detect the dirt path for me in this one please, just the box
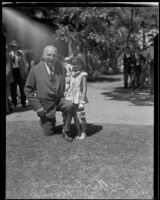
[6,74,154,125]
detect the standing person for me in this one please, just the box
[63,56,73,97]
[134,49,145,88]
[140,48,152,89]
[123,46,135,88]
[3,33,13,114]
[66,57,88,140]
[9,40,27,108]
[24,45,74,141]
[6,45,13,114]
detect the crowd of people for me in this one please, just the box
[123,46,154,93]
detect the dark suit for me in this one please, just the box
[123,53,135,88]
[24,61,74,136]
[9,51,27,107]
[133,53,145,88]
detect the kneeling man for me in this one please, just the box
[25,45,74,142]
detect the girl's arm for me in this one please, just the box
[81,75,87,103]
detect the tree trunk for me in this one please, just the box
[127,8,134,45]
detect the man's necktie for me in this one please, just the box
[49,66,57,94]
[49,66,55,82]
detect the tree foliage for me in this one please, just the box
[52,6,158,73]
[4,6,159,74]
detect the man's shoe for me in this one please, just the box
[63,134,73,142]
[62,130,73,142]
[65,135,73,142]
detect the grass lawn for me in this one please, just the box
[6,121,153,199]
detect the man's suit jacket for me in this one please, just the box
[24,61,66,117]
[9,51,27,80]
[133,53,145,67]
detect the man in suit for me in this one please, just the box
[24,45,74,141]
[9,40,27,108]
[133,48,145,88]
[123,46,135,88]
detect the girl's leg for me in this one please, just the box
[78,110,86,133]
[76,107,87,140]
[73,104,81,136]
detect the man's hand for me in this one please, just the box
[37,107,46,117]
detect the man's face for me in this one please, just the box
[43,46,57,66]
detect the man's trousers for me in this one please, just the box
[39,98,74,136]
[10,68,26,107]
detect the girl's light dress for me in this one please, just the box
[64,63,73,93]
[65,71,88,104]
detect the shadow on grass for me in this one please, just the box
[86,123,103,136]
[88,75,121,83]
[101,86,154,106]
[53,123,103,137]
[6,121,153,199]
[7,104,33,114]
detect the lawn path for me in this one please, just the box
[6,74,154,126]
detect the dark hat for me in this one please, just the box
[9,40,19,46]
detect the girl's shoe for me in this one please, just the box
[76,132,86,140]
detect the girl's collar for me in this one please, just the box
[72,70,81,77]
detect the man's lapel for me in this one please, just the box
[39,61,54,89]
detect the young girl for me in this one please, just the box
[65,57,88,140]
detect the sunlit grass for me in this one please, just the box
[6,121,153,199]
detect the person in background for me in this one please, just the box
[24,45,74,141]
[123,46,135,88]
[9,40,27,108]
[63,56,73,97]
[140,49,151,89]
[65,57,88,140]
[6,44,13,114]
[133,48,145,89]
